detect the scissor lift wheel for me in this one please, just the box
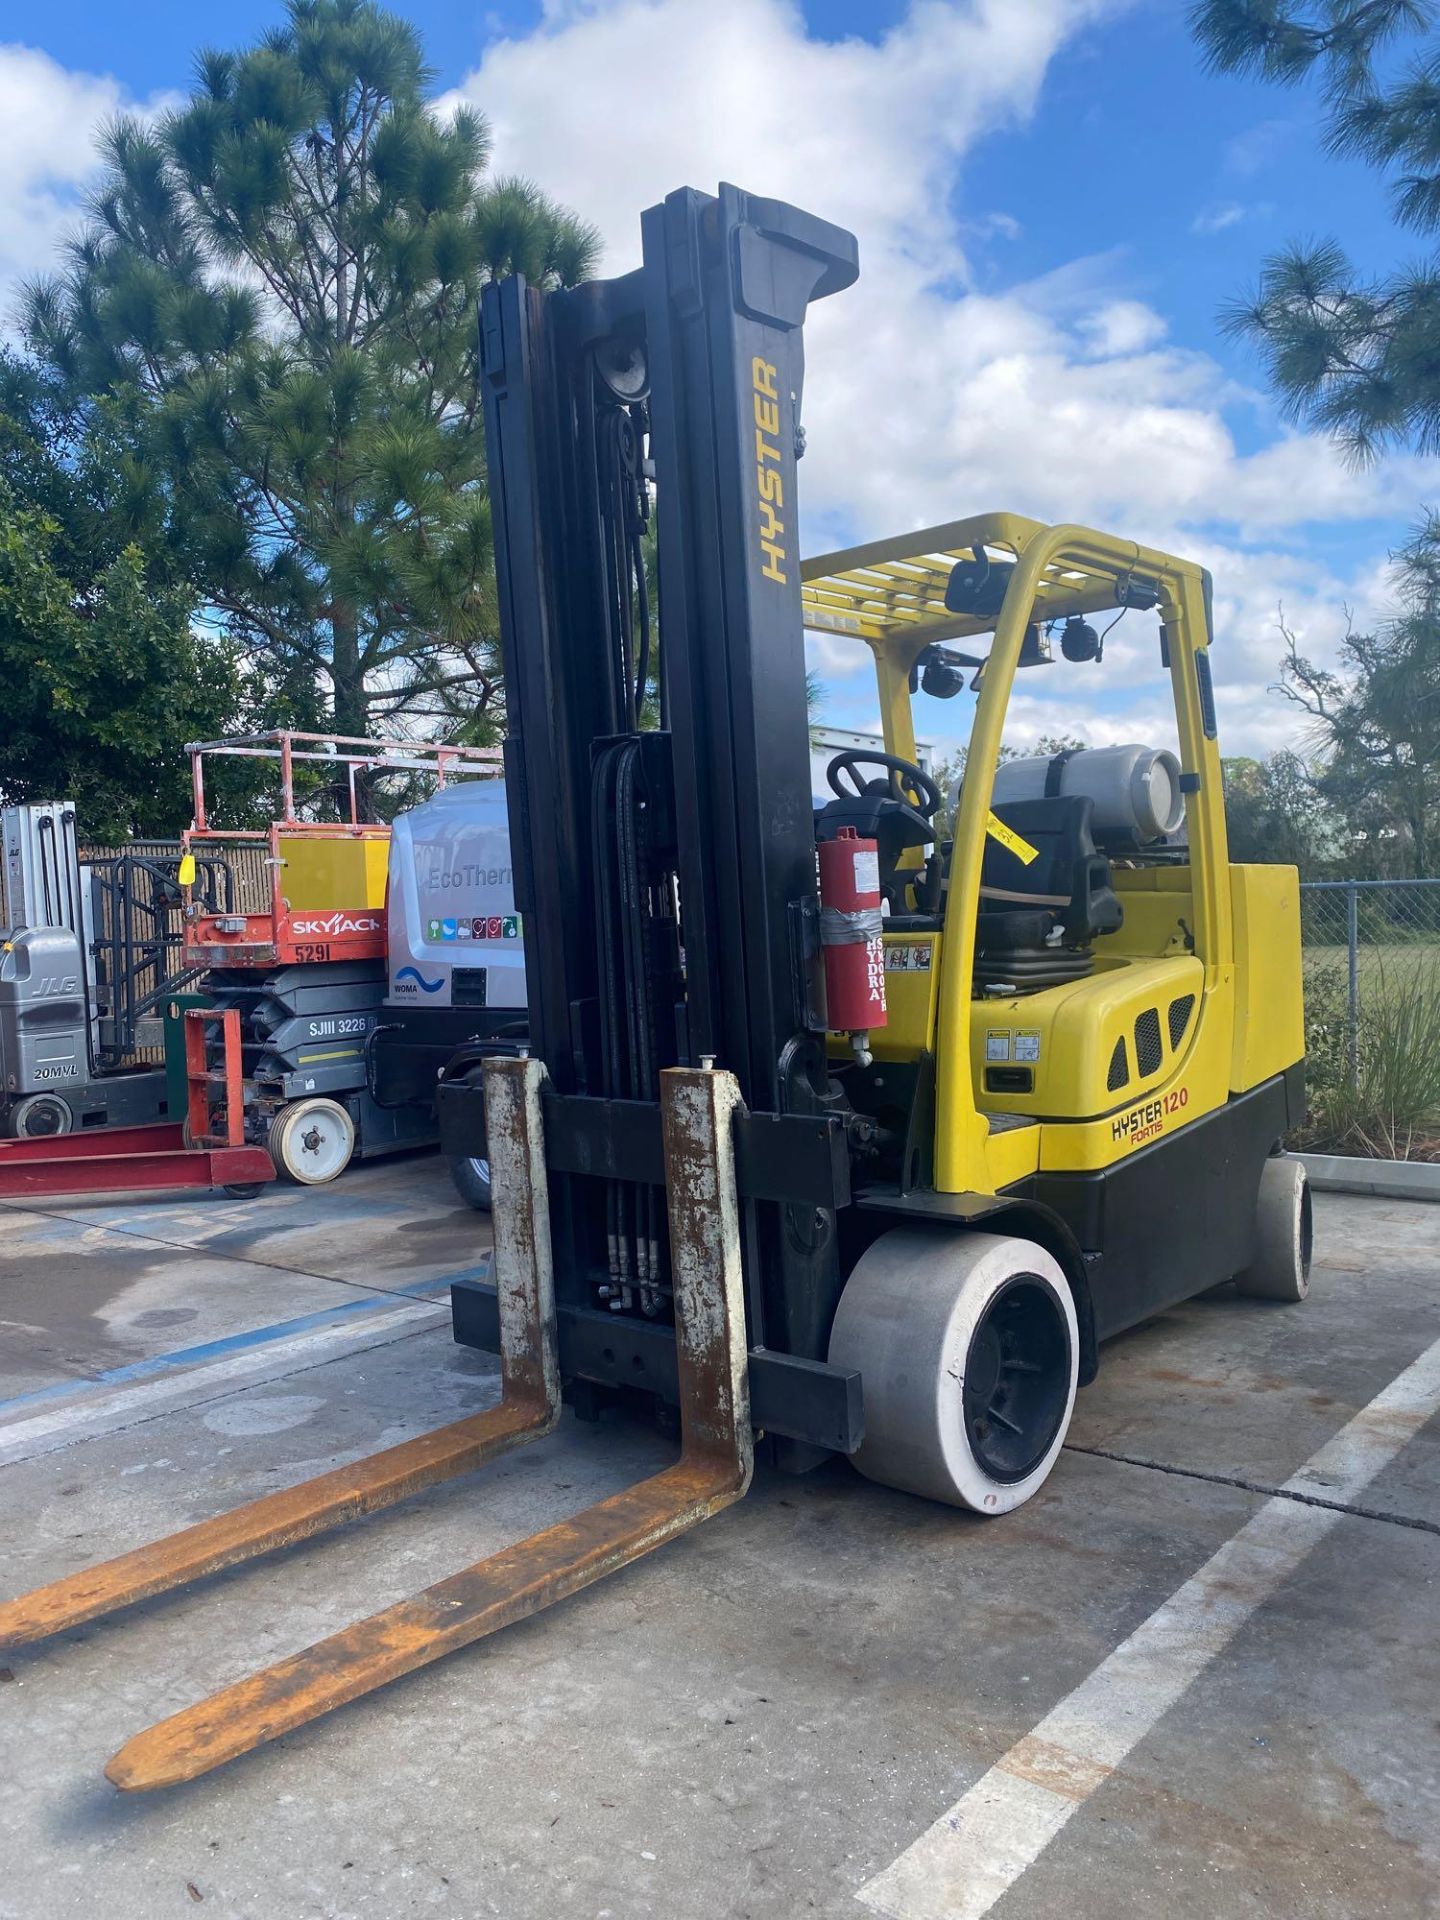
[830,1228,1079,1514]
[269,1096,356,1185]
[1236,1155,1312,1302]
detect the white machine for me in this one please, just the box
[385,782,526,1012]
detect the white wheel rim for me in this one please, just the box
[937,1252,1078,1513]
[281,1105,352,1182]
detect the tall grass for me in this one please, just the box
[1301,960,1440,1160]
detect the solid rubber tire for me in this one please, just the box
[269,1097,356,1185]
[828,1227,1079,1514]
[9,1092,74,1139]
[448,1155,492,1212]
[1235,1155,1312,1302]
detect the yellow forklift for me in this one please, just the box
[800,515,1308,1507]
[0,182,1308,1785]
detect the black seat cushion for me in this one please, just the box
[974,906,1054,951]
[977,796,1122,948]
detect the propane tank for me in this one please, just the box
[818,826,887,1067]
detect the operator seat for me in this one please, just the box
[972,795,1122,991]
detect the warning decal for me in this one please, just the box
[986,811,1040,866]
[884,943,935,973]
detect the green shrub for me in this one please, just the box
[1300,962,1352,1115]
[1300,959,1440,1160]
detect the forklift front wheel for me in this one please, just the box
[268,1098,357,1185]
[9,1092,74,1139]
[829,1228,1079,1515]
[1235,1156,1312,1303]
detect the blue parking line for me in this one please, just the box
[0,1260,494,1421]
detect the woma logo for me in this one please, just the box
[394,966,443,994]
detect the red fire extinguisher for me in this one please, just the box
[818,826,887,1065]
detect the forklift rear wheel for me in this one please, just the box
[269,1098,357,1185]
[1235,1156,1312,1302]
[9,1092,73,1139]
[829,1228,1079,1514]
[448,1156,492,1212]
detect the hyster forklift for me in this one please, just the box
[0,182,1309,1787]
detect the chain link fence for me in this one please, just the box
[1299,878,1440,1088]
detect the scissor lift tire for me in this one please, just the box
[269,1096,356,1185]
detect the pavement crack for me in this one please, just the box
[1062,1441,1440,1537]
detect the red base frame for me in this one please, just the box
[0,1125,273,1200]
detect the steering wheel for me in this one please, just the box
[826,749,942,821]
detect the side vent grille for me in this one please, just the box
[1168,993,1196,1050]
[1107,1036,1130,1092]
[1134,1007,1163,1077]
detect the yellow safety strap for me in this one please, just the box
[985,812,1039,866]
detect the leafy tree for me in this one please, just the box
[1270,518,1440,874]
[0,368,240,839]
[21,0,598,737]
[1192,0,1440,461]
[1221,749,1337,871]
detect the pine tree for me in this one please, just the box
[22,0,598,736]
[1192,1,1440,460]
[1272,518,1440,875]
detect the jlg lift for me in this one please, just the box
[0,182,1309,1785]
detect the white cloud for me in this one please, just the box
[1078,299,1168,356]
[1191,198,1274,236]
[5,4,1427,763]
[448,0,1116,284]
[0,43,175,323]
[1223,118,1289,179]
[1191,200,1246,235]
[449,0,1435,534]
[962,209,1023,243]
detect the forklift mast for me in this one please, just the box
[480,185,860,1400]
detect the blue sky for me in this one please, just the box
[3,0,1433,761]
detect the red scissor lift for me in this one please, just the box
[177,731,502,1186]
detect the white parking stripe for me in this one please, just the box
[858,1334,1440,1920]
[0,1301,452,1468]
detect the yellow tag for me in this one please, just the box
[178,854,197,887]
[986,812,1039,866]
